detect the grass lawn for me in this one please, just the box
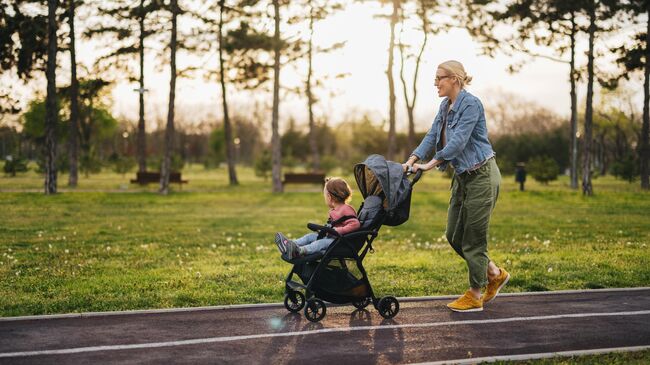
[491,349,650,364]
[1,165,649,318]
[2,165,649,363]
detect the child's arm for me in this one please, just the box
[334,218,360,236]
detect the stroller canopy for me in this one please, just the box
[354,154,414,226]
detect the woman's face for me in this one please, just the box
[435,67,455,98]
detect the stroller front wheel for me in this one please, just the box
[284,291,306,313]
[304,298,326,322]
[378,296,400,319]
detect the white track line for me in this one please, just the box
[1,310,649,358]
[411,345,650,364]
[1,287,648,322]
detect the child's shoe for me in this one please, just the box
[275,232,287,255]
[283,240,299,262]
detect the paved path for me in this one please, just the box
[1,288,649,364]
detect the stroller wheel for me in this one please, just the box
[352,297,371,309]
[304,299,326,322]
[284,291,305,313]
[378,296,400,319]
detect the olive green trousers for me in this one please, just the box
[446,157,501,289]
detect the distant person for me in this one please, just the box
[515,163,527,191]
[403,60,509,312]
[275,177,360,261]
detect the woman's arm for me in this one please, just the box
[413,158,443,172]
[411,108,443,161]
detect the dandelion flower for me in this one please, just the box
[548,267,553,273]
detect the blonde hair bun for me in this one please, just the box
[439,60,473,88]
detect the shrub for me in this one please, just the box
[254,149,272,180]
[3,156,28,176]
[109,153,136,177]
[528,156,559,184]
[610,153,639,183]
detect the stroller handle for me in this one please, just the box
[406,169,423,187]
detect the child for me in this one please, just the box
[276,177,360,262]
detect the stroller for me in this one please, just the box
[282,154,423,322]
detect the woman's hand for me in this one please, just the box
[402,163,413,173]
[413,159,440,172]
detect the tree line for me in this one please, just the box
[0,0,648,195]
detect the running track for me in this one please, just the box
[1,288,649,364]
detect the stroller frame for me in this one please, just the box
[282,155,422,322]
[283,215,399,322]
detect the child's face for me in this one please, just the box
[323,187,334,208]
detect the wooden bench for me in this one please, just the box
[130,172,188,186]
[282,172,326,186]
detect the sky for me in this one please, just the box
[5,2,647,135]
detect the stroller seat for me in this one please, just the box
[288,195,385,264]
[282,154,423,322]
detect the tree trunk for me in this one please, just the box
[307,2,320,172]
[68,0,79,187]
[137,0,147,173]
[641,8,649,189]
[271,0,283,193]
[386,0,399,161]
[399,6,427,153]
[219,1,238,185]
[160,0,177,195]
[45,0,58,195]
[582,2,595,196]
[569,13,578,190]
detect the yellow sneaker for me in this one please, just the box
[447,290,483,312]
[483,267,510,303]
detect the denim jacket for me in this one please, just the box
[411,89,495,174]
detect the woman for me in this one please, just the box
[403,60,509,312]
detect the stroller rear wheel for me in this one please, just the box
[304,298,326,322]
[284,291,305,313]
[378,296,399,319]
[352,297,371,309]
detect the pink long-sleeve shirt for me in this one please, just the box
[329,204,361,235]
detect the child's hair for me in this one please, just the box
[325,177,352,204]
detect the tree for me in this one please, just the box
[45,0,58,194]
[160,0,179,195]
[193,1,274,185]
[271,0,283,192]
[462,0,582,189]
[85,0,163,174]
[300,0,345,171]
[398,0,441,152]
[217,0,238,185]
[581,0,622,195]
[386,0,399,161]
[613,0,650,189]
[66,0,80,187]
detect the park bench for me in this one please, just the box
[282,172,326,187]
[130,172,188,187]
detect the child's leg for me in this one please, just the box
[300,237,335,255]
[294,233,319,247]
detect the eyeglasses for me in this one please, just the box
[435,75,451,82]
